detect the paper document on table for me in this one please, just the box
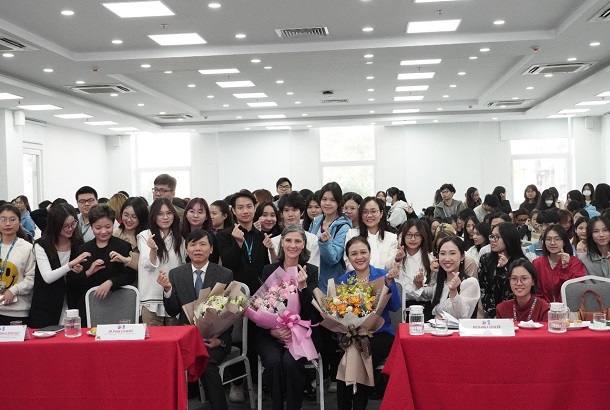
[428,311,460,329]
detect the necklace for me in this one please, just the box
[513,296,538,322]
[356,274,370,283]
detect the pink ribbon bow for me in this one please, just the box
[276,309,318,361]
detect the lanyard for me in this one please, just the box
[243,233,253,263]
[513,296,538,322]
[0,237,18,276]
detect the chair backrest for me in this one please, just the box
[390,282,403,333]
[231,282,249,353]
[85,285,140,327]
[561,276,610,312]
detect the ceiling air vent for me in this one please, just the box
[486,100,532,108]
[321,98,348,104]
[589,3,610,22]
[151,113,194,120]
[0,34,37,52]
[275,27,329,39]
[523,63,592,75]
[69,84,135,94]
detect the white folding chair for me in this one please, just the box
[257,355,324,410]
[85,285,140,327]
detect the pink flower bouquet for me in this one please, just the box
[245,266,318,361]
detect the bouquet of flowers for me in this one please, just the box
[312,276,391,387]
[245,266,318,361]
[182,281,248,339]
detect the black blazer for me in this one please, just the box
[163,262,233,348]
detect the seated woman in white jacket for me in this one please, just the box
[385,187,416,229]
[421,236,480,319]
[344,197,398,271]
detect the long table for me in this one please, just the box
[5,326,208,410]
[381,323,610,410]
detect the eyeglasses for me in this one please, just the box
[544,236,563,244]
[121,213,138,221]
[509,276,532,284]
[0,217,19,224]
[362,210,380,216]
[489,234,502,242]
[77,198,96,205]
[152,188,173,195]
[277,184,291,190]
[62,221,78,230]
[405,233,422,239]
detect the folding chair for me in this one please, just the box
[85,285,140,327]
[561,276,610,312]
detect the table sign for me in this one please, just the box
[96,324,146,341]
[459,319,515,336]
[0,325,29,342]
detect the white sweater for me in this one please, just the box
[0,238,35,318]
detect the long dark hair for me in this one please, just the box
[541,224,573,257]
[586,216,610,258]
[572,216,589,248]
[582,183,595,202]
[358,197,388,241]
[180,197,211,238]
[254,201,282,237]
[210,200,233,230]
[488,222,524,268]
[37,203,83,250]
[0,203,30,241]
[119,196,149,235]
[302,194,320,232]
[462,215,479,250]
[592,183,610,211]
[473,222,491,251]
[507,258,539,294]
[465,187,480,209]
[149,198,183,263]
[386,187,406,202]
[431,237,468,308]
[399,219,432,282]
[319,182,344,216]
[523,184,540,204]
[536,189,557,210]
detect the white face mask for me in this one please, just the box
[545,200,553,207]
[583,190,591,197]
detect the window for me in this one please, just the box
[134,133,191,200]
[510,138,569,204]
[319,126,375,196]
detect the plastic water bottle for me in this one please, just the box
[409,305,425,335]
[548,302,567,334]
[64,309,82,338]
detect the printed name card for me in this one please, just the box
[459,319,515,337]
[0,325,28,342]
[96,324,146,341]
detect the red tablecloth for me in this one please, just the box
[382,323,610,410]
[4,326,208,410]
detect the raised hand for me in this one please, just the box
[413,267,425,289]
[558,251,570,268]
[297,264,308,290]
[156,270,172,292]
[447,271,461,294]
[147,233,157,250]
[87,259,105,276]
[497,252,508,268]
[109,250,128,264]
[319,231,331,243]
[232,223,245,246]
[386,262,400,286]
[69,251,90,270]
[262,233,274,250]
[395,245,406,262]
[430,257,439,273]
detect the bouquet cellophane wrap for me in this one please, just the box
[312,276,391,387]
[244,266,318,361]
[182,281,247,339]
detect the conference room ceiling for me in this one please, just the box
[0,0,609,135]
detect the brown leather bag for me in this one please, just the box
[578,289,610,321]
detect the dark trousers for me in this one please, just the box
[257,331,307,410]
[320,327,339,381]
[201,345,229,410]
[336,331,394,410]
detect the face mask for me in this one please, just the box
[545,200,553,207]
[583,190,591,197]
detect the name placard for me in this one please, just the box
[459,319,515,337]
[0,325,28,342]
[95,324,146,341]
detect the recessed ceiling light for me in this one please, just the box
[590,42,601,47]
[61,10,75,16]
[112,39,123,44]
[141,64,151,68]
[295,101,302,104]
[362,27,374,32]
[512,97,519,100]
[207,95,214,98]
[458,72,466,75]
[493,20,505,25]
[443,95,449,98]
[251,59,261,63]
[198,68,239,75]
[370,122,375,125]
[364,54,374,58]
[264,66,272,70]
[84,121,118,125]
[500,105,506,108]
[449,84,457,88]
[526,86,534,90]
[367,88,374,92]
[148,33,206,46]
[544,74,553,77]
[596,91,610,97]
[267,126,292,130]
[392,121,417,125]
[365,61,373,65]
[138,103,145,106]
[258,114,286,119]
[233,93,268,98]
[235,33,246,39]
[307,125,312,128]
[164,70,173,74]
[18,104,62,111]
[223,104,230,107]
[558,109,590,114]
[102,1,174,18]
[276,80,284,84]
[216,80,255,88]
[469,56,478,60]
[75,80,86,85]
[208,3,221,9]
[492,117,499,120]
[247,102,277,107]
[43,68,54,73]
[109,127,140,132]
[547,114,572,118]
[366,76,374,80]
[110,93,119,97]
[286,92,294,95]
[437,108,443,111]
[177,118,185,121]
[394,96,424,101]
[369,111,375,114]
[302,113,308,116]
[0,93,23,100]
[367,98,374,101]
[188,84,196,88]
[414,0,457,2]
[159,111,166,114]
[567,57,577,62]
[401,59,442,66]
[480,48,490,52]
[433,120,439,123]
[576,101,610,106]
[245,127,251,130]
[395,85,429,92]
[236,116,242,119]
[407,19,461,34]
[397,72,435,80]
[393,109,420,113]
[2,53,14,58]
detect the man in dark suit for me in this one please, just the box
[158,229,232,410]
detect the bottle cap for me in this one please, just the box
[410,305,424,314]
[66,309,80,318]
[549,302,564,311]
